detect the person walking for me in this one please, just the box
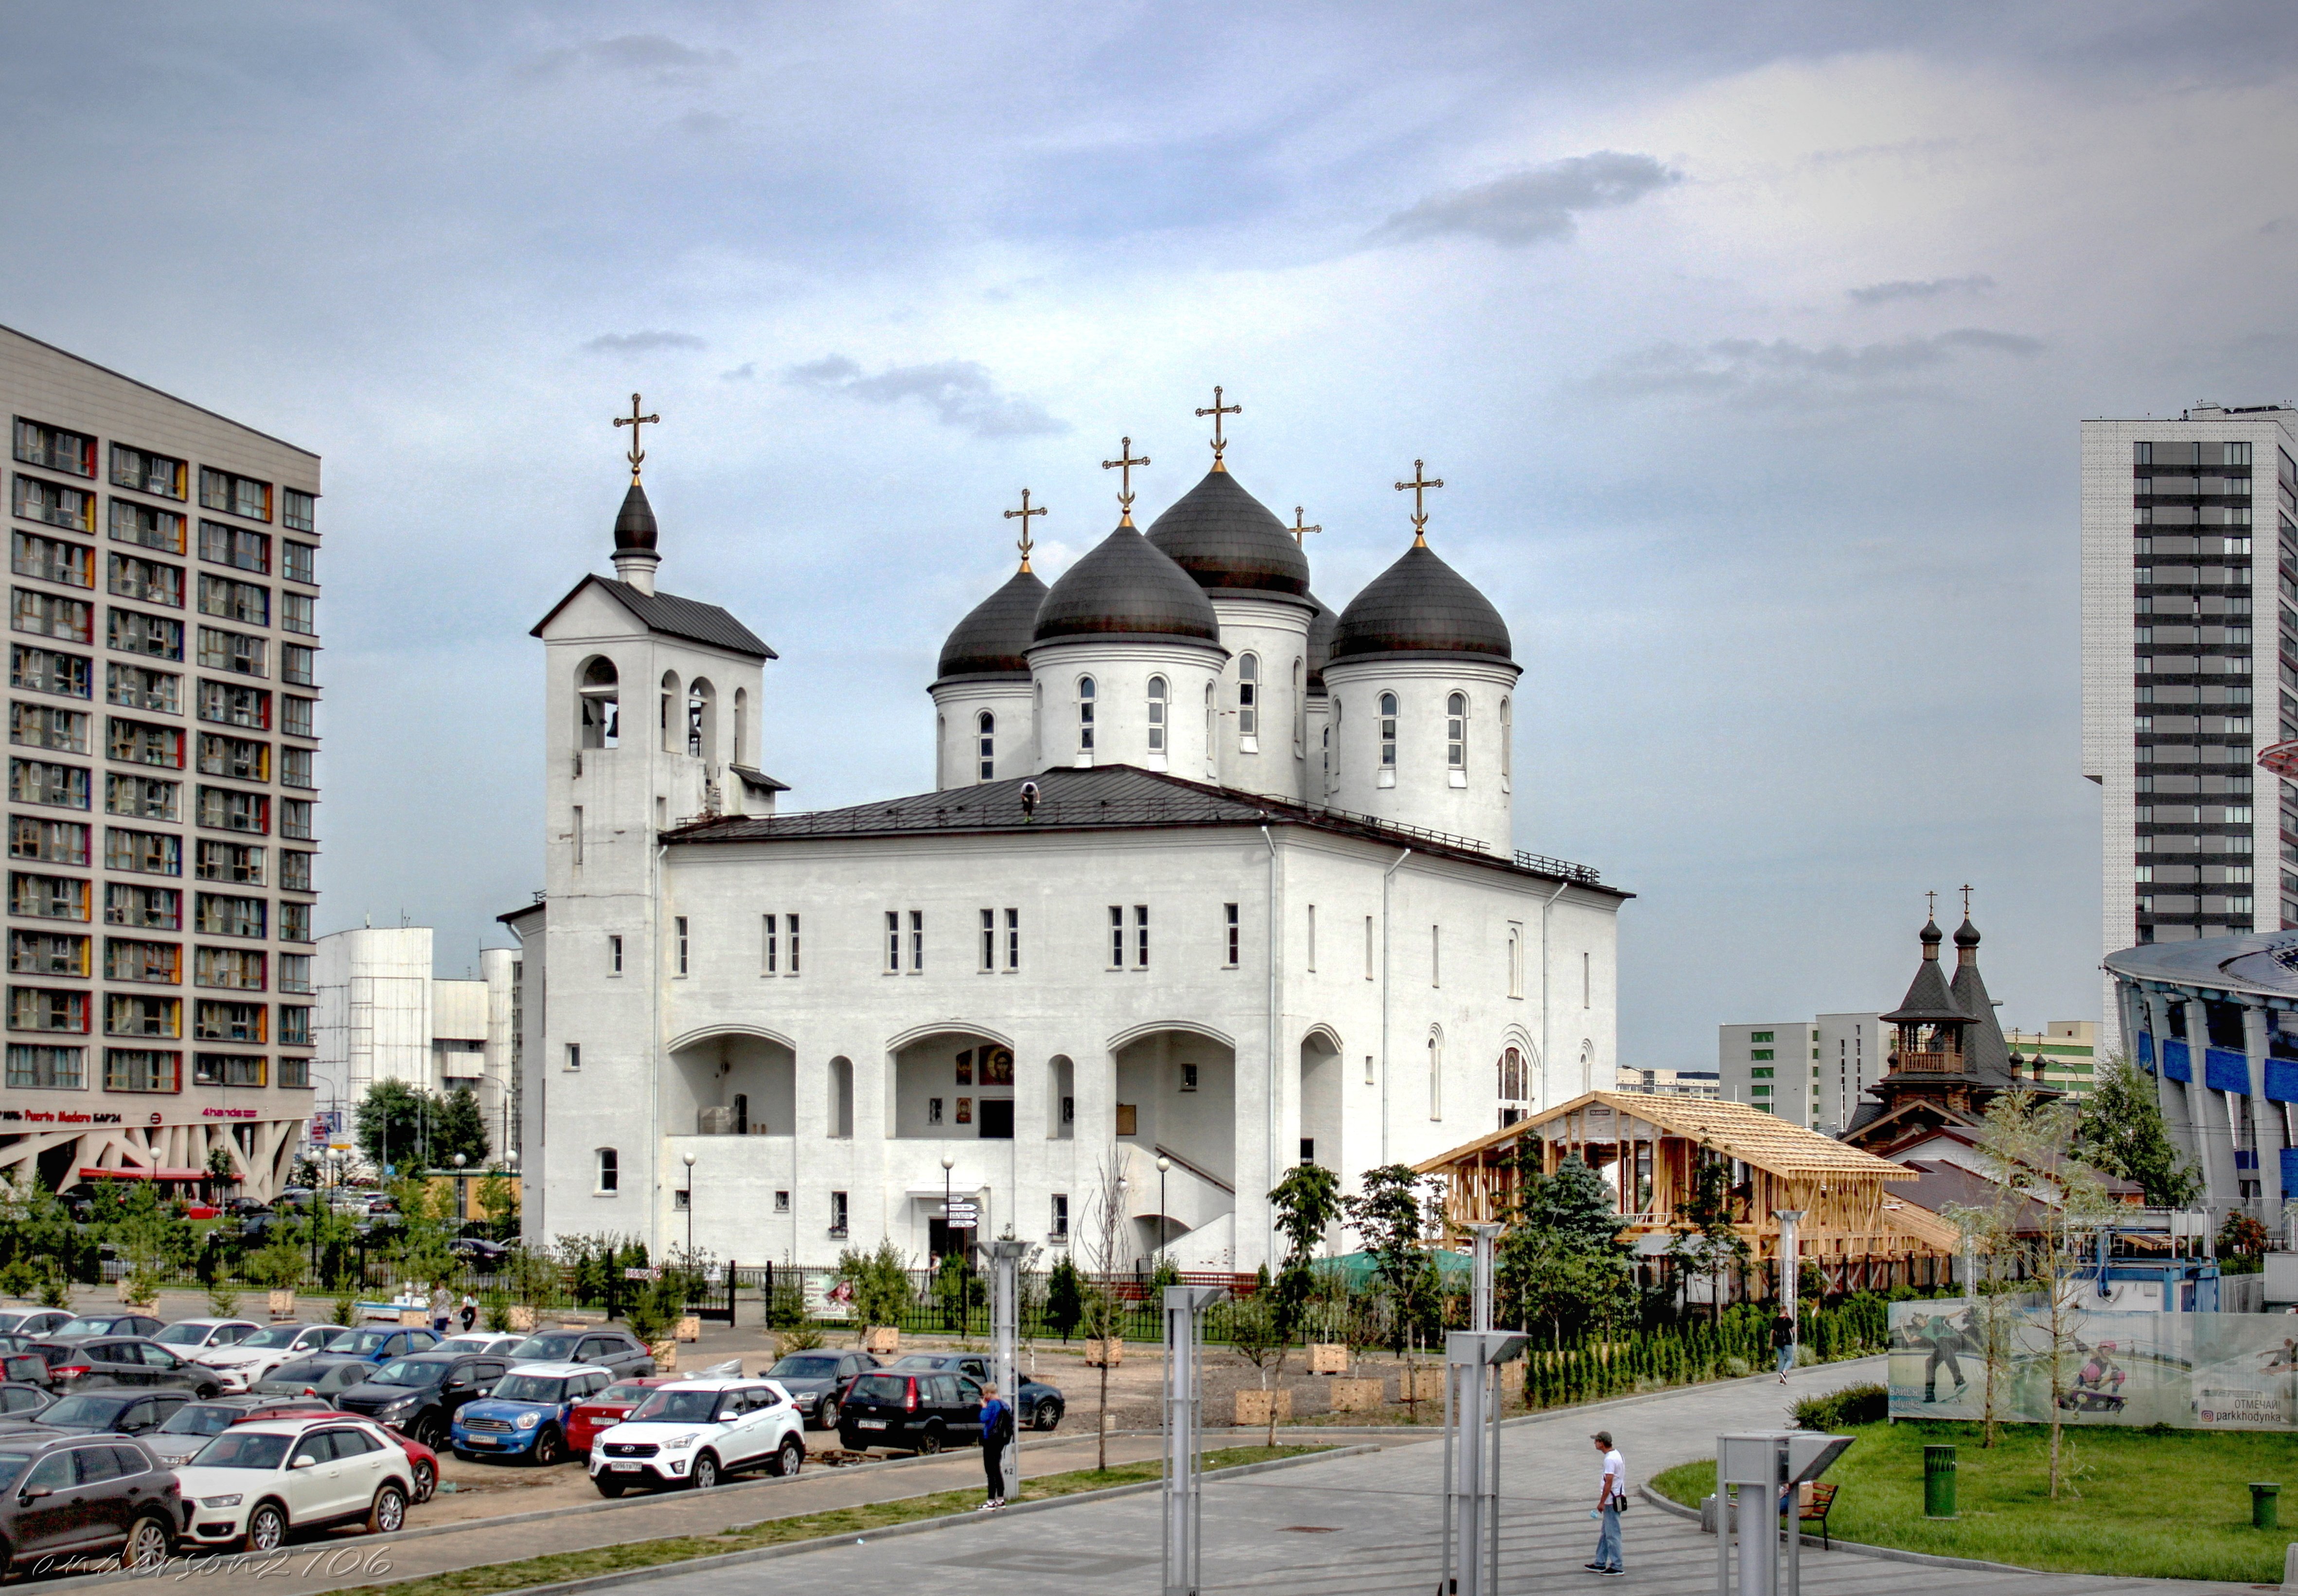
[459,1293,478,1333]
[1772,1307,1797,1383]
[977,1382,1014,1511]
[430,1284,452,1337]
[1585,1431,1626,1576]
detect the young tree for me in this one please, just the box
[1346,1165,1445,1411]
[1075,1158,1130,1470]
[354,1080,432,1173]
[1500,1152,1632,1347]
[832,1240,913,1348]
[1668,1144,1747,1325]
[2077,1055,2201,1207]
[1264,1163,1343,1438]
[475,1167,519,1236]
[431,1086,492,1170]
[1225,1288,1290,1448]
[1045,1254,1085,1341]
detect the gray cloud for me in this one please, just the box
[1585,327,2044,404]
[1373,151,1680,247]
[1848,274,1997,305]
[522,35,737,85]
[784,355,1068,438]
[720,362,756,382]
[583,330,707,355]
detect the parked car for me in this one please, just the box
[0,1312,71,1338]
[0,1385,51,1422]
[382,1424,438,1504]
[433,1333,526,1358]
[447,1237,510,1265]
[762,1351,879,1430]
[141,1397,336,1465]
[0,1356,46,1389]
[450,1363,614,1465]
[335,1353,511,1450]
[566,1376,671,1454]
[326,1325,442,1365]
[174,1416,412,1552]
[221,1197,270,1218]
[0,1389,194,1437]
[21,1339,222,1398]
[271,1187,317,1212]
[835,1368,985,1454]
[46,1314,162,1341]
[196,1324,347,1391]
[501,1329,655,1380]
[152,1318,263,1356]
[588,1379,804,1495]
[884,1353,1064,1431]
[0,1432,178,1574]
[250,1356,381,1401]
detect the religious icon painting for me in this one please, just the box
[955,1050,972,1085]
[956,1097,972,1124]
[981,1046,1014,1086]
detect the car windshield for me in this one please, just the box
[37,1395,131,1427]
[152,1323,218,1347]
[847,1375,909,1403]
[491,1375,569,1404]
[371,1360,444,1388]
[51,1318,111,1337]
[158,1403,245,1437]
[236,1325,310,1350]
[0,1454,28,1492]
[887,1356,944,1370]
[189,1432,292,1470]
[509,1333,581,1362]
[768,1357,842,1380]
[339,1330,395,1354]
[435,1338,496,1354]
[309,1328,357,1349]
[629,1389,722,1422]
[596,1383,654,1403]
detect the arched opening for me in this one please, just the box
[1446,692,1467,776]
[1298,1029,1341,1172]
[669,1031,795,1137]
[975,710,995,781]
[1379,692,1398,768]
[687,678,716,761]
[1499,696,1511,792]
[1146,676,1167,756]
[659,671,680,753]
[891,1030,1014,1141]
[1203,682,1215,762]
[1076,676,1096,762]
[1580,1039,1594,1097]
[1427,1024,1444,1120]
[829,1056,853,1138]
[577,657,619,749]
[1114,1029,1237,1270]
[732,688,748,767]
[1237,654,1259,744]
[1292,658,1305,754]
[1048,1053,1074,1140]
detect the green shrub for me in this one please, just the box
[1792,1381,1888,1431]
[205,1281,241,1318]
[483,1290,513,1332]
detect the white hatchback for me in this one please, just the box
[587,1380,803,1495]
[174,1416,413,1551]
[197,1324,344,1391]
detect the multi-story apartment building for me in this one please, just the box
[1718,1013,1887,1134]
[1612,1065,1719,1099]
[2083,405,2298,1014]
[2004,1020,2099,1100]
[0,326,319,1199]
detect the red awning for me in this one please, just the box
[78,1167,208,1181]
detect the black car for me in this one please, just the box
[249,1355,380,1401]
[448,1237,510,1265]
[503,1329,655,1379]
[0,1431,178,1573]
[221,1197,270,1217]
[884,1353,1063,1431]
[0,1389,193,1438]
[762,1351,879,1430]
[0,1384,51,1422]
[335,1353,511,1449]
[23,1338,223,1398]
[835,1368,985,1454]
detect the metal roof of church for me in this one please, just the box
[663,764,1625,895]
[529,575,776,660]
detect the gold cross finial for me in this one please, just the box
[1395,458,1443,547]
[1961,884,1973,917]
[1289,506,1321,547]
[613,393,659,482]
[1925,889,1938,921]
[1100,437,1150,526]
[1003,488,1046,572]
[1194,385,1241,470]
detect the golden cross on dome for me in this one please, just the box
[1100,438,1150,525]
[1961,884,1974,917]
[1289,506,1321,548]
[1003,488,1045,572]
[1195,386,1241,468]
[613,393,659,482]
[1925,889,1938,921]
[1395,459,1443,546]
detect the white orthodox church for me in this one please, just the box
[503,412,1626,1273]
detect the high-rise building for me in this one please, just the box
[2082,406,2298,1014]
[1717,1013,1886,1132]
[0,326,320,1198]
[2004,1021,2099,1099]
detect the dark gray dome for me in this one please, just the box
[614,481,657,551]
[1305,591,1336,691]
[1145,468,1310,596]
[1329,543,1511,664]
[937,566,1048,682]
[1033,523,1220,646]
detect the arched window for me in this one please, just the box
[1204,682,1216,761]
[659,671,680,753]
[1292,658,1305,754]
[1446,692,1467,772]
[595,1147,619,1193]
[1507,927,1522,998]
[1077,675,1096,756]
[578,657,619,749]
[687,678,715,761]
[1238,654,1259,742]
[1379,692,1398,768]
[1498,1046,1528,1128]
[1146,676,1167,753]
[975,710,995,781]
[1321,724,1330,794]
[1500,696,1512,792]
[1579,1040,1594,1096]
[732,688,747,767]
[1427,1026,1444,1120]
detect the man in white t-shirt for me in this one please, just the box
[1584,1430,1625,1576]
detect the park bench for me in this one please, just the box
[1799,1481,1838,1548]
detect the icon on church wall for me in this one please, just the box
[956,1050,972,1085]
[981,1046,1014,1086]
[956,1097,972,1124]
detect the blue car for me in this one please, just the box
[328,1325,442,1364]
[451,1362,615,1465]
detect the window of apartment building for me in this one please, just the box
[280,747,312,790]
[193,946,264,990]
[282,645,315,688]
[110,444,185,500]
[12,645,88,700]
[193,892,264,939]
[675,916,689,976]
[7,930,85,978]
[195,786,266,834]
[197,575,268,627]
[564,1043,580,1071]
[277,952,310,994]
[197,471,271,526]
[104,1048,178,1093]
[105,993,178,1039]
[280,594,314,636]
[12,476,94,534]
[280,801,312,843]
[194,1052,264,1087]
[105,939,179,984]
[107,774,178,822]
[282,541,316,585]
[194,839,263,886]
[12,701,87,755]
[195,517,271,573]
[194,626,265,677]
[5,1044,81,1089]
[15,421,94,479]
[106,664,177,715]
[280,1056,311,1088]
[1225,902,1239,967]
[281,491,315,534]
[195,732,267,782]
[277,902,310,943]
[194,999,265,1044]
[106,553,180,608]
[196,680,267,729]
[8,816,85,866]
[104,883,178,931]
[105,827,179,876]
[608,934,623,975]
[8,986,88,1034]
[108,499,186,554]
[279,851,311,892]
[11,758,88,811]
[829,1190,848,1236]
[278,1006,310,1046]
[14,532,92,590]
[108,608,181,661]
[15,589,90,645]
[280,696,311,739]
[109,718,183,770]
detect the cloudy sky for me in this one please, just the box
[7,1,2296,1065]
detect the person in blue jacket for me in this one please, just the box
[977,1383,1013,1510]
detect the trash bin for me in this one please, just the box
[2252,1482,2280,1530]
[1923,1444,1956,1519]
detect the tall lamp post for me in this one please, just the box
[451,1153,466,1225]
[1156,1155,1171,1271]
[682,1153,696,1258]
[941,1153,955,1260]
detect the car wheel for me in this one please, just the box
[367,1483,407,1536]
[196,1383,221,1401]
[594,1477,625,1499]
[531,1427,564,1467]
[410,1457,437,1504]
[917,1425,944,1456]
[690,1452,719,1490]
[768,1436,803,1478]
[246,1502,288,1553]
[1035,1401,1062,1432]
[412,1416,443,1451]
[817,1399,839,1431]
[124,1513,172,1569]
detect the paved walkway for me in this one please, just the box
[616,1357,2257,1596]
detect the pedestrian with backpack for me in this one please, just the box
[977,1382,1014,1510]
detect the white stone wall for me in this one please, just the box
[1206,594,1315,802]
[1323,657,1521,851]
[1024,637,1226,778]
[930,679,1034,789]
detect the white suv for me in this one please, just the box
[196,1325,343,1392]
[588,1380,803,1495]
[174,1416,413,1551]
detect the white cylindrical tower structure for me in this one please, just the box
[930,565,1046,788]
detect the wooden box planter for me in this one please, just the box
[1401,1367,1446,1402]
[862,1327,901,1355]
[507,1305,536,1332]
[1307,1343,1349,1375]
[1328,1378,1385,1413]
[650,1341,677,1372]
[674,1315,702,1343]
[1084,1337,1124,1367]
[1500,1359,1527,1397]
[1234,1388,1292,1425]
[266,1291,296,1320]
[398,1309,429,1328]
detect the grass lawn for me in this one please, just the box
[337,1445,1327,1596]
[1651,1420,2298,1584]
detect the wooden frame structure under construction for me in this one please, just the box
[1414,1091,1957,1265]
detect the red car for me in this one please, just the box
[385,1423,440,1503]
[566,1376,672,1455]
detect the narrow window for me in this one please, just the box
[829,1190,848,1236]
[674,916,689,976]
[1133,904,1149,967]
[1364,915,1375,979]
[975,710,994,781]
[1428,1029,1443,1120]
[929,1097,943,1125]
[1292,658,1305,753]
[1004,907,1019,971]
[1077,675,1096,756]
[1204,682,1215,760]
[1147,675,1167,753]
[1583,950,1591,1007]
[566,1043,580,1071]
[1238,654,1259,742]
[1050,1194,1069,1239]
[1364,1053,1375,1084]
[775,1191,790,1212]
[909,909,924,971]
[980,908,995,971]
[1306,904,1317,971]
[1225,902,1239,967]
[1507,927,1522,998]
[595,1148,617,1192]
[1431,924,1441,987]
[1446,692,1467,771]
[1500,697,1512,790]
[885,910,900,972]
[571,806,583,867]
[1379,692,1398,767]
[788,913,800,974]
[1109,905,1123,968]
[762,914,777,975]
[608,934,623,975]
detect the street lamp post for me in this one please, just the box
[941,1153,955,1261]
[451,1153,466,1225]
[1156,1155,1171,1271]
[683,1153,696,1259]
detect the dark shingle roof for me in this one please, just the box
[1031,523,1220,646]
[529,575,776,660]
[1329,542,1512,664]
[614,481,658,551]
[1145,468,1311,597]
[937,566,1048,683]
[662,764,1623,895]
